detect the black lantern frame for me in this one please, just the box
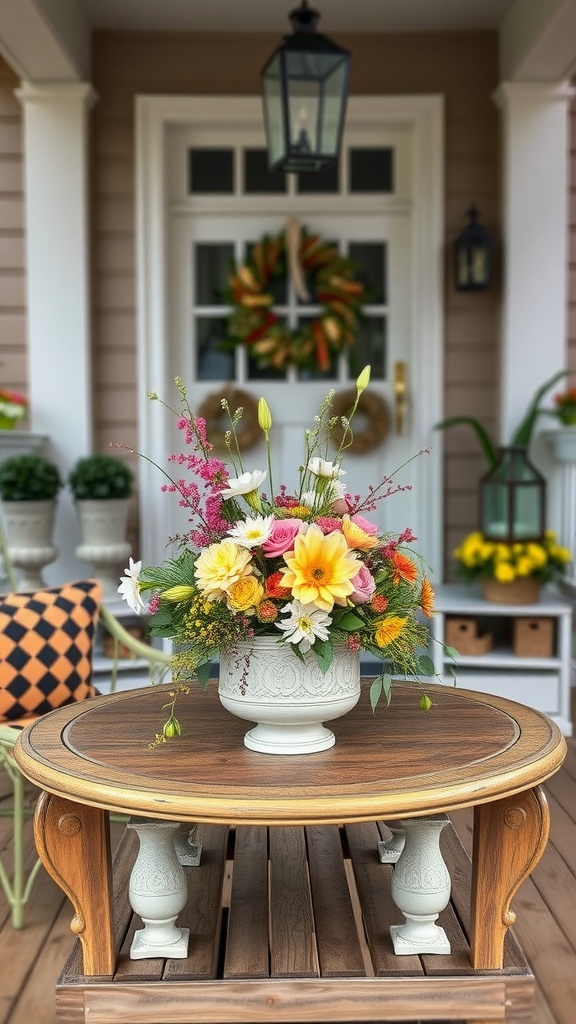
[261,1,351,174]
[454,206,493,291]
[479,447,546,545]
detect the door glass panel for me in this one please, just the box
[244,149,287,194]
[195,244,234,305]
[349,148,394,193]
[350,317,386,380]
[296,315,338,380]
[196,317,234,380]
[247,351,287,382]
[189,149,234,194]
[296,164,340,194]
[349,242,387,304]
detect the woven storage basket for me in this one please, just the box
[482,577,541,605]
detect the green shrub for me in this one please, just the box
[0,453,63,501]
[68,454,134,501]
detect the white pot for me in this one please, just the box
[75,498,132,600]
[1,499,58,591]
[218,636,361,755]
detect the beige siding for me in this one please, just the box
[91,30,501,566]
[568,96,576,373]
[0,56,27,421]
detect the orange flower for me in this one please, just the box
[257,599,279,623]
[389,550,418,585]
[420,577,435,617]
[265,571,291,599]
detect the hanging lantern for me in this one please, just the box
[480,447,546,544]
[261,1,351,174]
[454,206,493,291]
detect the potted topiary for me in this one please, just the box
[0,452,63,590]
[68,454,134,600]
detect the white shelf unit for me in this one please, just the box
[431,584,573,736]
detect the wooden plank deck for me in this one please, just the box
[1,734,576,1024]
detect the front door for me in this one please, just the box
[137,96,444,577]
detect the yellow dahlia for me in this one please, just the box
[194,538,253,601]
[279,524,360,612]
[374,615,407,648]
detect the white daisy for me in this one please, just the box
[275,600,332,653]
[228,515,274,549]
[307,457,345,480]
[220,470,266,499]
[117,558,146,615]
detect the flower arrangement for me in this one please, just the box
[551,386,576,426]
[453,530,571,584]
[0,388,27,431]
[119,367,440,741]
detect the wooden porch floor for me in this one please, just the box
[1,730,576,1024]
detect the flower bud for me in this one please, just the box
[163,585,195,603]
[258,397,272,433]
[356,365,371,393]
[162,717,182,738]
[419,693,433,712]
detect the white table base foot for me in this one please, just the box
[131,924,190,960]
[390,920,451,955]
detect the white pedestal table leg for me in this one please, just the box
[127,818,189,960]
[390,815,451,955]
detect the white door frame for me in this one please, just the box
[135,94,445,575]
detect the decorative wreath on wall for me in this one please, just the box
[330,387,391,455]
[227,218,366,372]
[196,387,261,454]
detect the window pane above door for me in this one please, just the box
[189,149,234,194]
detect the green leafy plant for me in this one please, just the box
[68,454,133,501]
[0,453,63,501]
[434,369,572,467]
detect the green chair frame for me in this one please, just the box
[0,588,172,929]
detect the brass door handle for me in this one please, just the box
[393,361,408,435]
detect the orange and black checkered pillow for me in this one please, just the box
[0,580,101,722]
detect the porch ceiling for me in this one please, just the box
[77,0,517,33]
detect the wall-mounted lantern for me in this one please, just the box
[261,1,351,174]
[454,206,493,291]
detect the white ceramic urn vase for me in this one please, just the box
[218,636,361,755]
[75,498,132,600]
[1,499,59,591]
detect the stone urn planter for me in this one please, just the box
[0,452,63,591]
[68,454,134,601]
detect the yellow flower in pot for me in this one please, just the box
[453,529,571,604]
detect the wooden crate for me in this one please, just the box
[56,820,534,1024]
[445,616,493,656]
[513,616,555,658]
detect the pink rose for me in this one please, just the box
[263,518,305,557]
[350,565,376,605]
[351,514,379,536]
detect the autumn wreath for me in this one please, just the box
[227,220,366,372]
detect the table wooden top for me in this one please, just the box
[14,681,566,826]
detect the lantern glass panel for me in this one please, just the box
[480,448,545,543]
[319,61,347,155]
[262,54,285,168]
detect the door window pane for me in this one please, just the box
[195,244,234,305]
[189,149,234,194]
[349,243,387,304]
[196,317,235,380]
[244,149,287,194]
[349,148,394,193]
[350,317,386,380]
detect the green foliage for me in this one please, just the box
[0,452,63,501]
[434,369,573,466]
[68,453,133,500]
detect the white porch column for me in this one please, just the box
[16,82,97,586]
[495,82,573,445]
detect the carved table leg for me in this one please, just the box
[470,785,550,969]
[34,790,115,976]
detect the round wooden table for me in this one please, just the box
[14,681,566,985]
